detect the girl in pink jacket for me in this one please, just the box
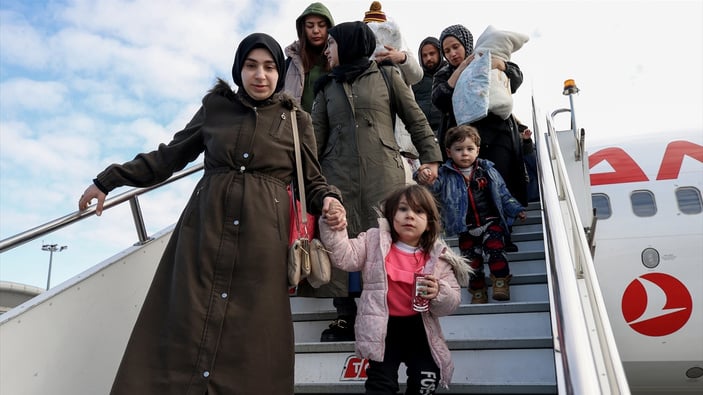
[320,184,471,394]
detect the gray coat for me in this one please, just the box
[308,62,442,297]
[100,80,340,394]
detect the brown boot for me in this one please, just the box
[469,287,488,304]
[491,274,512,301]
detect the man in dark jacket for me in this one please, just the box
[412,37,445,138]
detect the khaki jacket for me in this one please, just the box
[306,62,442,297]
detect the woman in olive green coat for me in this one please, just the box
[308,22,442,339]
[79,33,345,395]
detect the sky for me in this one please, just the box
[1,0,702,290]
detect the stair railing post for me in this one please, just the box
[129,196,151,245]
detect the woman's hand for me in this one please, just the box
[491,58,507,71]
[375,45,407,64]
[322,197,347,231]
[448,53,475,88]
[78,184,106,216]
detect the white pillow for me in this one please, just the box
[487,64,513,120]
[366,20,404,60]
[474,25,529,61]
[470,25,529,119]
[453,50,491,125]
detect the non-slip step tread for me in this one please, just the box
[294,348,556,393]
[295,312,552,347]
[292,283,549,322]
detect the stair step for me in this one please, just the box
[442,311,552,348]
[459,283,548,306]
[294,348,556,394]
[292,283,548,322]
[295,312,551,348]
[511,223,544,241]
[445,238,546,262]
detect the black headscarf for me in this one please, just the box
[313,22,377,95]
[232,33,286,94]
[328,21,375,82]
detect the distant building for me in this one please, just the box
[0,281,43,314]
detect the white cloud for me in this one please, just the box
[0,79,69,114]
[0,10,50,69]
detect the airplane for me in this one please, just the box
[587,131,703,393]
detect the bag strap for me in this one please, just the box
[290,109,309,226]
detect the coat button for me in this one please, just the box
[240,165,246,172]
[243,153,249,158]
[233,220,240,225]
[221,292,228,299]
[203,371,210,378]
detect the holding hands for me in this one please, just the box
[322,197,347,231]
[416,163,439,185]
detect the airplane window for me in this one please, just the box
[676,187,702,214]
[631,190,657,217]
[591,193,611,219]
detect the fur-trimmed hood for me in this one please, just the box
[437,239,472,288]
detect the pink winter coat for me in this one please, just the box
[319,218,470,388]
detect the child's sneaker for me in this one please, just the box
[469,287,488,304]
[491,274,512,301]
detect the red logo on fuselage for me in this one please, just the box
[589,140,703,185]
[621,273,693,336]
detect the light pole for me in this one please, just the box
[42,243,67,290]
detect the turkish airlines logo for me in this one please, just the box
[340,356,368,380]
[621,273,693,336]
[589,140,703,186]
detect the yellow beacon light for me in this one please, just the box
[563,79,579,95]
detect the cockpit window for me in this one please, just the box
[631,190,657,217]
[591,193,612,219]
[676,187,702,214]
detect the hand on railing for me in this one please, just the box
[79,184,107,216]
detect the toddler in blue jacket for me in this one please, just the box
[417,125,526,303]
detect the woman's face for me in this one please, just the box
[241,47,278,101]
[304,15,328,47]
[442,36,467,67]
[324,36,339,68]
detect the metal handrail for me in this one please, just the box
[0,162,204,253]
[539,106,631,393]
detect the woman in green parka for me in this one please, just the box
[78,33,346,395]
[309,21,443,341]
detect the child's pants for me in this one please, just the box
[365,314,440,395]
[458,222,510,290]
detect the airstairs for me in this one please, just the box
[0,86,631,394]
